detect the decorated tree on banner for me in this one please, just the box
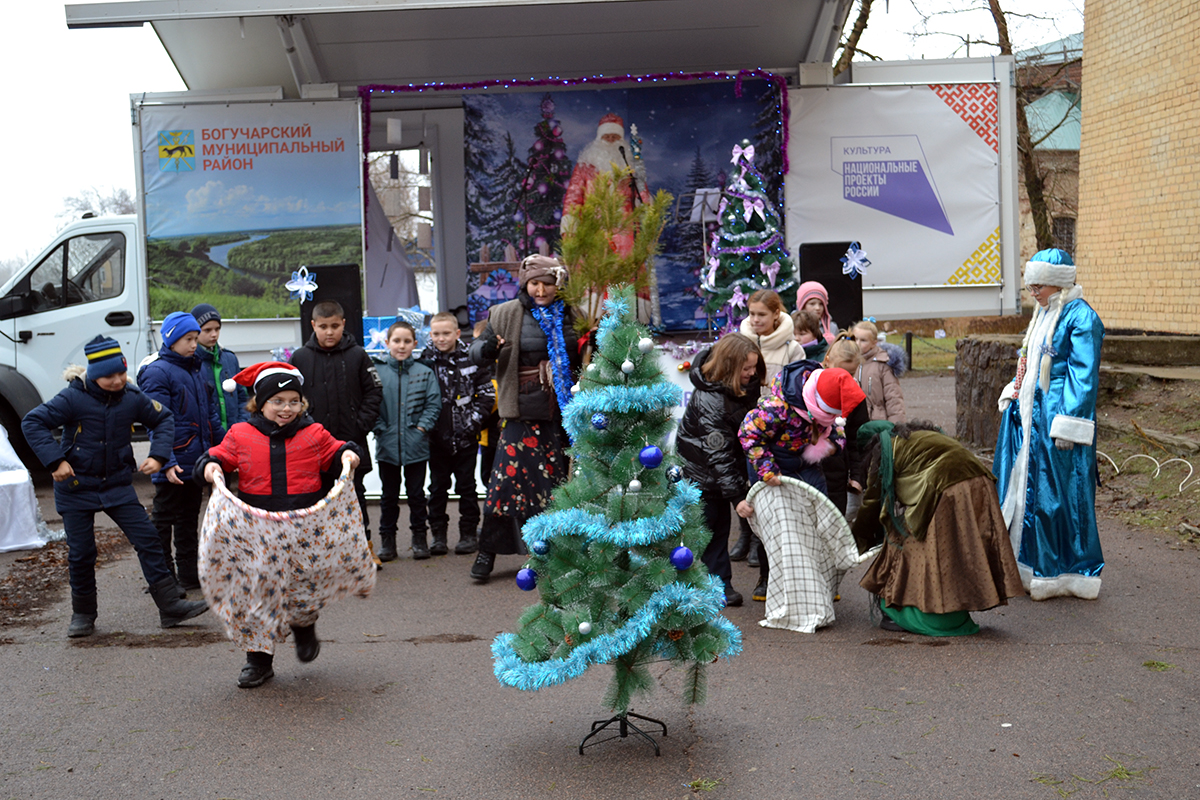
[492,285,741,716]
[515,94,573,256]
[701,141,797,322]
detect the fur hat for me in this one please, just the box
[84,335,127,380]
[518,254,567,292]
[160,311,201,348]
[1024,248,1076,288]
[224,361,304,408]
[596,112,624,138]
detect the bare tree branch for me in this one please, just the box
[834,0,874,77]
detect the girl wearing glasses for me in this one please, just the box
[195,361,364,688]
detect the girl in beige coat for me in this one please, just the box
[851,320,907,423]
[740,290,805,394]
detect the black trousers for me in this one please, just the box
[427,444,480,538]
[378,461,428,537]
[700,489,735,592]
[151,479,203,580]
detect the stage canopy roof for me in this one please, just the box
[66,0,853,98]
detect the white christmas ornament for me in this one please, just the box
[621,359,635,374]
[637,337,654,354]
[627,479,642,493]
[578,622,592,635]
[586,363,598,373]
[570,383,581,394]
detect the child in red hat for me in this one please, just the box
[194,361,367,688]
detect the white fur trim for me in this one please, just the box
[997,379,1016,412]
[1018,564,1101,600]
[597,121,624,137]
[1024,260,1076,288]
[222,378,238,393]
[1050,414,1095,445]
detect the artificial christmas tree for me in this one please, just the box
[492,285,741,752]
[701,141,797,324]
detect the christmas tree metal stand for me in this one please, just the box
[579,710,668,756]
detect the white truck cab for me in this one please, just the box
[0,214,151,463]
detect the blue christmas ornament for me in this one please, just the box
[670,545,694,570]
[591,412,609,430]
[638,445,664,469]
[531,540,550,556]
[666,465,684,483]
[516,568,538,591]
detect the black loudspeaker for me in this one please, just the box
[797,242,864,333]
[299,263,364,348]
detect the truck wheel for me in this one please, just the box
[0,401,44,474]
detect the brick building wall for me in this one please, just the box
[1077,2,1200,333]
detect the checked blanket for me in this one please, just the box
[199,467,376,654]
[747,477,871,633]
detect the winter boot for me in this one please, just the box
[470,551,495,581]
[148,576,209,628]
[411,533,431,560]
[238,651,274,688]
[177,563,202,593]
[430,531,449,557]
[378,533,398,562]
[746,536,762,568]
[67,592,98,638]
[454,531,479,555]
[728,525,752,562]
[291,624,321,663]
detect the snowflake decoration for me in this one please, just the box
[285,266,319,302]
[840,242,871,279]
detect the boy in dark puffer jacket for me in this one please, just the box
[22,335,208,638]
[137,311,226,591]
[420,311,496,555]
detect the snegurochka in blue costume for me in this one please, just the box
[993,248,1106,600]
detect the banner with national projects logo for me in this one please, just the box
[138,100,362,318]
[786,84,1001,288]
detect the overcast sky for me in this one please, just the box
[0,0,1082,267]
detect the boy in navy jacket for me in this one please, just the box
[137,311,226,590]
[22,335,208,637]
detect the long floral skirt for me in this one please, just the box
[198,471,376,654]
[479,420,567,555]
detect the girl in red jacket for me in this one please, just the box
[195,362,367,689]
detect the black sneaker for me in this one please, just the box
[751,579,768,602]
[470,551,495,581]
[454,535,479,555]
[724,587,743,608]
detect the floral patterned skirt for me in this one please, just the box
[479,420,566,554]
[198,471,376,654]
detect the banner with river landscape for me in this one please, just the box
[139,99,362,319]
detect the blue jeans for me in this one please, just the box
[61,501,173,596]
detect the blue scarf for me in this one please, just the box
[530,299,573,415]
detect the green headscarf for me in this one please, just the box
[857,420,911,539]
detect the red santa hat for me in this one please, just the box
[802,368,866,427]
[223,361,304,407]
[596,112,625,138]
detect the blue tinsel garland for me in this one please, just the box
[596,295,630,350]
[564,383,681,439]
[523,480,700,548]
[530,299,574,416]
[492,577,743,691]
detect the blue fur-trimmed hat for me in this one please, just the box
[84,335,127,380]
[161,311,201,348]
[1024,248,1076,288]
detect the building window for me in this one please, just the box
[1052,217,1076,254]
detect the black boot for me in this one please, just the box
[291,624,321,663]
[177,563,201,593]
[238,651,274,688]
[746,536,762,568]
[430,530,449,556]
[728,523,752,562]
[723,585,743,608]
[67,592,97,638]
[148,576,209,628]
[378,533,398,562]
[454,532,479,555]
[470,551,495,581]
[411,532,431,560]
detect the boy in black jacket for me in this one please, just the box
[420,311,496,555]
[290,301,383,545]
[21,335,208,637]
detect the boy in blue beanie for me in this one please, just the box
[22,335,208,637]
[191,303,249,428]
[137,311,226,591]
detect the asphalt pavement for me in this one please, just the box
[1,374,1196,799]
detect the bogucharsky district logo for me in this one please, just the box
[158,131,195,172]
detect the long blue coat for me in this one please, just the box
[22,374,175,512]
[372,355,442,467]
[994,295,1105,600]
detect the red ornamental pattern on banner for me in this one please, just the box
[929,84,999,153]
